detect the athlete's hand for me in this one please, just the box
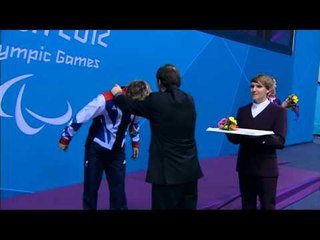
[59,136,70,151]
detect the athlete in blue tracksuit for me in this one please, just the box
[59,80,150,210]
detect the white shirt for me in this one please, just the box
[61,92,140,150]
[251,98,270,118]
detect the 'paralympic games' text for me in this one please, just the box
[0,45,100,69]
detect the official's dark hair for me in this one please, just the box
[126,80,151,100]
[156,64,181,88]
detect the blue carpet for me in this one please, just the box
[279,141,320,209]
[285,191,320,210]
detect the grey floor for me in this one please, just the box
[277,137,320,209]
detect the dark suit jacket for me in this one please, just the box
[227,102,287,177]
[115,86,203,185]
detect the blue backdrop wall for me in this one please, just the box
[1,30,320,195]
[314,84,320,135]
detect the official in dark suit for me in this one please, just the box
[111,64,203,209]
[227,74,287,210]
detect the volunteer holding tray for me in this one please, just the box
[226,74,287,210]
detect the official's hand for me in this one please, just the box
[131,147,139,160]
[282,98,291,108]
[111,84,122,96]
[59,136,70,151]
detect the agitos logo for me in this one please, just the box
[0,74,72,135]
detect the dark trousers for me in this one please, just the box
[151,181,198,210]
[83,142,127,210]
[238,174,278,210]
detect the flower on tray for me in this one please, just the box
[218,116,238,130]
[283,94,299,120]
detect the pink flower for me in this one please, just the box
[218,118,228,128]
[218,116,238,130]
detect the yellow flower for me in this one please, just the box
[286,94,300,120]
[289,94,299,104]
[218,116,238,131]
[228,116,237,126]
[292,96,298,104]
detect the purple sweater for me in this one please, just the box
[227,102,287,177]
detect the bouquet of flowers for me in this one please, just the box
[284,94,299,120]
[218,116,238,130]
